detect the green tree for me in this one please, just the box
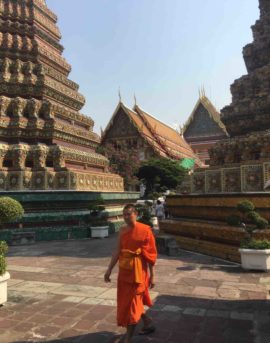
[137,158,187,196]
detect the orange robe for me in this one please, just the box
[117,222,157,327]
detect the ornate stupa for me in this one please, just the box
[222,0,270,137]
[181,0,270,193]
[0,0,123,191]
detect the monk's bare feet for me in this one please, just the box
[139,314,155,335]
[141,314,153,327]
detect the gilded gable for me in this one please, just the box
[104,108,139,139]
[184,104,226,139]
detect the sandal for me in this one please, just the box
[138,326,156,335]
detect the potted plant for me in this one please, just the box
[88,197,109,238]
[239,239,270,271]
[0,241,9,305]
[232,200,270,271]
[0,197,24,305]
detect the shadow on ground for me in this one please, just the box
[10,294,270,343]
[7,234,117,259]
[16,331,119,343]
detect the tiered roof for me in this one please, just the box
[102,102,202,166]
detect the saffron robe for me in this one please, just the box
[117,222,157,327]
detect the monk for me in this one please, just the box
[104,203,157,343]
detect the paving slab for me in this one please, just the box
[0,235,269,342]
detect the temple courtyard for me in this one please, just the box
[0,235,270,343]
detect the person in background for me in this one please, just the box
[164,199,170,219]
[155,199,165,223]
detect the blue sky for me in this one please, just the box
[46,0,259,134]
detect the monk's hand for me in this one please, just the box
[104,269,111,283]
[149,275,155,289]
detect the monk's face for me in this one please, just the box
[123,208,137,226]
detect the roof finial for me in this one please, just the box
[118,87,122,103]
[179,124,184,137]
[134,93,137,106]
[202,85,206,97]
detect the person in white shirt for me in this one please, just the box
[155,200,165,222]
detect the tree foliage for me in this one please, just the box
[135,203,153,227]
[227,200,269,230]
[137,158,187,196]
[98,144,141,190]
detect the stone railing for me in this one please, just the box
[180,161,269,194]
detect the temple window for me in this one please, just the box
[3,158,13,168]
[39,110,46,120]
[25,158,34,168]
[23,107,29,118]
[46,158,54,168]
[6,103,13,117]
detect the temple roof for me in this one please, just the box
[102,102,203,166]
[183,95,228,139]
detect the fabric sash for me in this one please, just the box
[119,248,143,284]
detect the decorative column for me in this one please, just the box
[32,145,48,170]
[0,96,10,116]
[12,144,29,170]
[51,147,66,171]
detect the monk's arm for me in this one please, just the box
[107,249,119,272]
[148,263,155,288]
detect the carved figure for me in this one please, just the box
[0,96,10,116]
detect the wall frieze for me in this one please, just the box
[37,41,71,74]
[44,75,85,106]
[53,131,99,148]
[52,103,94,127]
[0,144,109,172]
[42,64,79,91]
[0,121,99,147]
[32,9,61,38]
[0,81,84,111]
[0,169,124,192]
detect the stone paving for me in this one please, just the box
[1,235,270,342]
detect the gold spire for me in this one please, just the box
[199,85,206,99]
[118,87,122,103]
[134,93,137,106]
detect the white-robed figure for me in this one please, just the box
[139,183,146,197]
[155,200,165,221]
